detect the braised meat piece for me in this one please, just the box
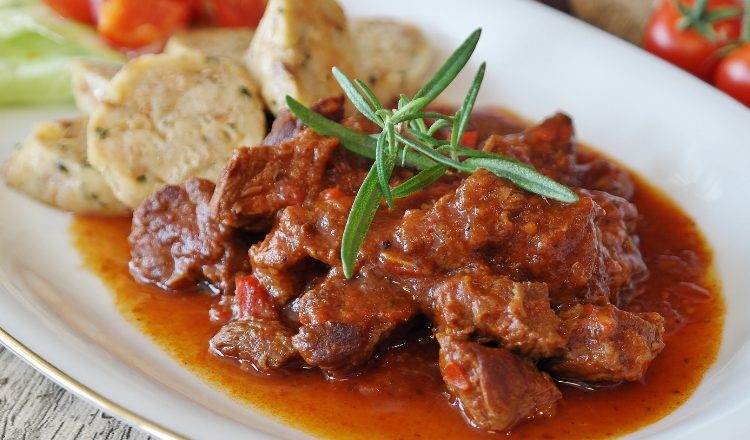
[545,304,665,382]
[482,113,578,184]
[482,114,635,201]
[429,268,564,359]
[209,129,340,229]
[582,189,648,306]
[211,319,298,373]
[578,158,635,200]
[438,334,561,432]
[388,169,610,306]
[129,178,249,293]
[250,193,352,304]
[293,268,419,377]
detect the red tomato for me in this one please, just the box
[211,0,267,27]
[643,0,742,80]
[43,0,95,24]
[96,0,192,49]
[714,44,750,106]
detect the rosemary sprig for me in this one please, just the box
[286,28,579,279]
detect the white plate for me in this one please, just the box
[2,0,750,438]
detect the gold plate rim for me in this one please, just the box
[0,325,185,440]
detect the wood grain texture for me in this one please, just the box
[0,345,153,440]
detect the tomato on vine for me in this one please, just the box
[643,0,743,80]
[714,0,750,107]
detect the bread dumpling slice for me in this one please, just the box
[245,0,359,114]
[87,51,266,208]
[70,59,121,114]
[350,19,433,105]
[3,117,128,214]
[165,28,255,64]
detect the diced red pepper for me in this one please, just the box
[235,274,278,320]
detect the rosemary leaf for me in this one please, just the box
[452,62,486,148]
[341,167,383,279]
[392,165,448,198]
[413,28,482,105]
[333,67,382,126]
[455,146,534,169]
[354,79,383,110]
[396,133,472,171]
[375,131,396,208]
[391,96,429,121]
[393,111,454,125]
[427,119,451,136]
[463,157,579,203]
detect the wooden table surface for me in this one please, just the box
[0,1,654,439]
[0,346,152,440]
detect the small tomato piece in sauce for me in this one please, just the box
[211,0,267,27]
[643,0,742,81]
[320,187,347,201]
[714,43,750,106]
[43,0,95,24]
[96,0,192,49]
[235,274,278,320]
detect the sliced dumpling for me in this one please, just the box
[165,28,255,64]
[3,117,128,214]
[70,59,121,114]
[87,51,266,208]
[245,0,359,114]
[351,19,433,105]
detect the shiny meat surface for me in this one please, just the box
[210,318,298,373]
[546,304,665,382]
[389,169,610,306]
[438,334,562,432]
[209,130,339,229]
[250,194,351,304]
[429,268,564,359]
[482,113,578,185]
[294,268,418,377]
[129,178,249,293]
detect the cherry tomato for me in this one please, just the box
[211,0,267,28]
[96,0,192,49]
[715,43,750,106]
[43,0,95,24]
[643,0,742,80]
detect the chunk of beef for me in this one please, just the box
[250,194,351,304]
[263,95,345,145]
[209,129,339,229]
[387,169,609,306]
[577,158,635,200]
[482,113,578,185]
[210,318,298,373]
[545,304,665,382]
[293,268,419,377]
[129,178,249,293]
[581,189,648,306]
[429,269,564,358]
[438,334,561,432]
